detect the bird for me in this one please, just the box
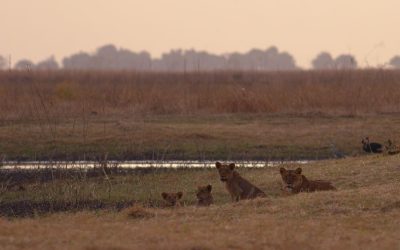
[330,143,346,158]
[361,137,383,153]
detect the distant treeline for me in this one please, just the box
[1,44,400,71]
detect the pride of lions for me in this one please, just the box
[161,161,336,207]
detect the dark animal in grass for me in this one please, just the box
[362,137,383,153]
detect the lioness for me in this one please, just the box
[161,192,183,207]
[215,162,266,202]
[279,167,336,194]
[196,184,214,206]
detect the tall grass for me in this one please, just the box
[1,69,400,120]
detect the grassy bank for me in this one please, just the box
[1,113,400,161]
[0,155,400,249]
[1,154,399,215]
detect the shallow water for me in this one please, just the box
[0,160,311,170]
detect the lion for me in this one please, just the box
[279,167,336,194]
[215,162,266,202]
[196,184,214,206]
[161,192,183,207]
[385,139,400,155]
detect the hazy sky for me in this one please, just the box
[1,0,399,68]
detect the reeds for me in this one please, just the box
[1,69,400,120]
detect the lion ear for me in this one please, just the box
[177,192,183,199]
[229,163,235,170]
[161,192,168,200]
[215,162,222,169]
[279,167,286,175]
[295,168,302,174]
[207,184,212,192]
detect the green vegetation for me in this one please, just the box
[1,113,400,160]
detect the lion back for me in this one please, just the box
[308,180,336,191]
[236,175,266,198]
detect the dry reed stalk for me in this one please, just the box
[1,70,400,120]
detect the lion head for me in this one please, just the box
[215,162,235,182]
[196,184,213,201]
[279,167,303,192]
[161,192,183,207]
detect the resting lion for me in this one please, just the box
[279,167,336,194]
[161,192,183,207]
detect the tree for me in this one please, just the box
[0,55,7,70]
[334,54,357,69]
[36,56,59,70]
[63,52,93,69]
[225,46,297,71]
[312,52,334,70]
[59,43,299,71]
[14,59,35,70]
[389,56,400,68]
[63,45,152,70]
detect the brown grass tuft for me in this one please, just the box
[380,201,400,213]
[125,205,155,219]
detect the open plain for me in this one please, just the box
[1,70,400,249]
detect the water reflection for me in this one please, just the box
[0,160,311,170]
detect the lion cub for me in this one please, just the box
[279,167,336,194]
[215,162,266,202]
[196,184,214,206]
[161,192,183,207]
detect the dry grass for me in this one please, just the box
[1,70,400,160]
[1,70,400,121]
[1,155,400,249]
[1,113,400,160]
[124,205,155,219]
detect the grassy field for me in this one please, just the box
[1,70,400,249]
[0,155,400,249]
[1,113,400,161]
[1,70,400,161]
